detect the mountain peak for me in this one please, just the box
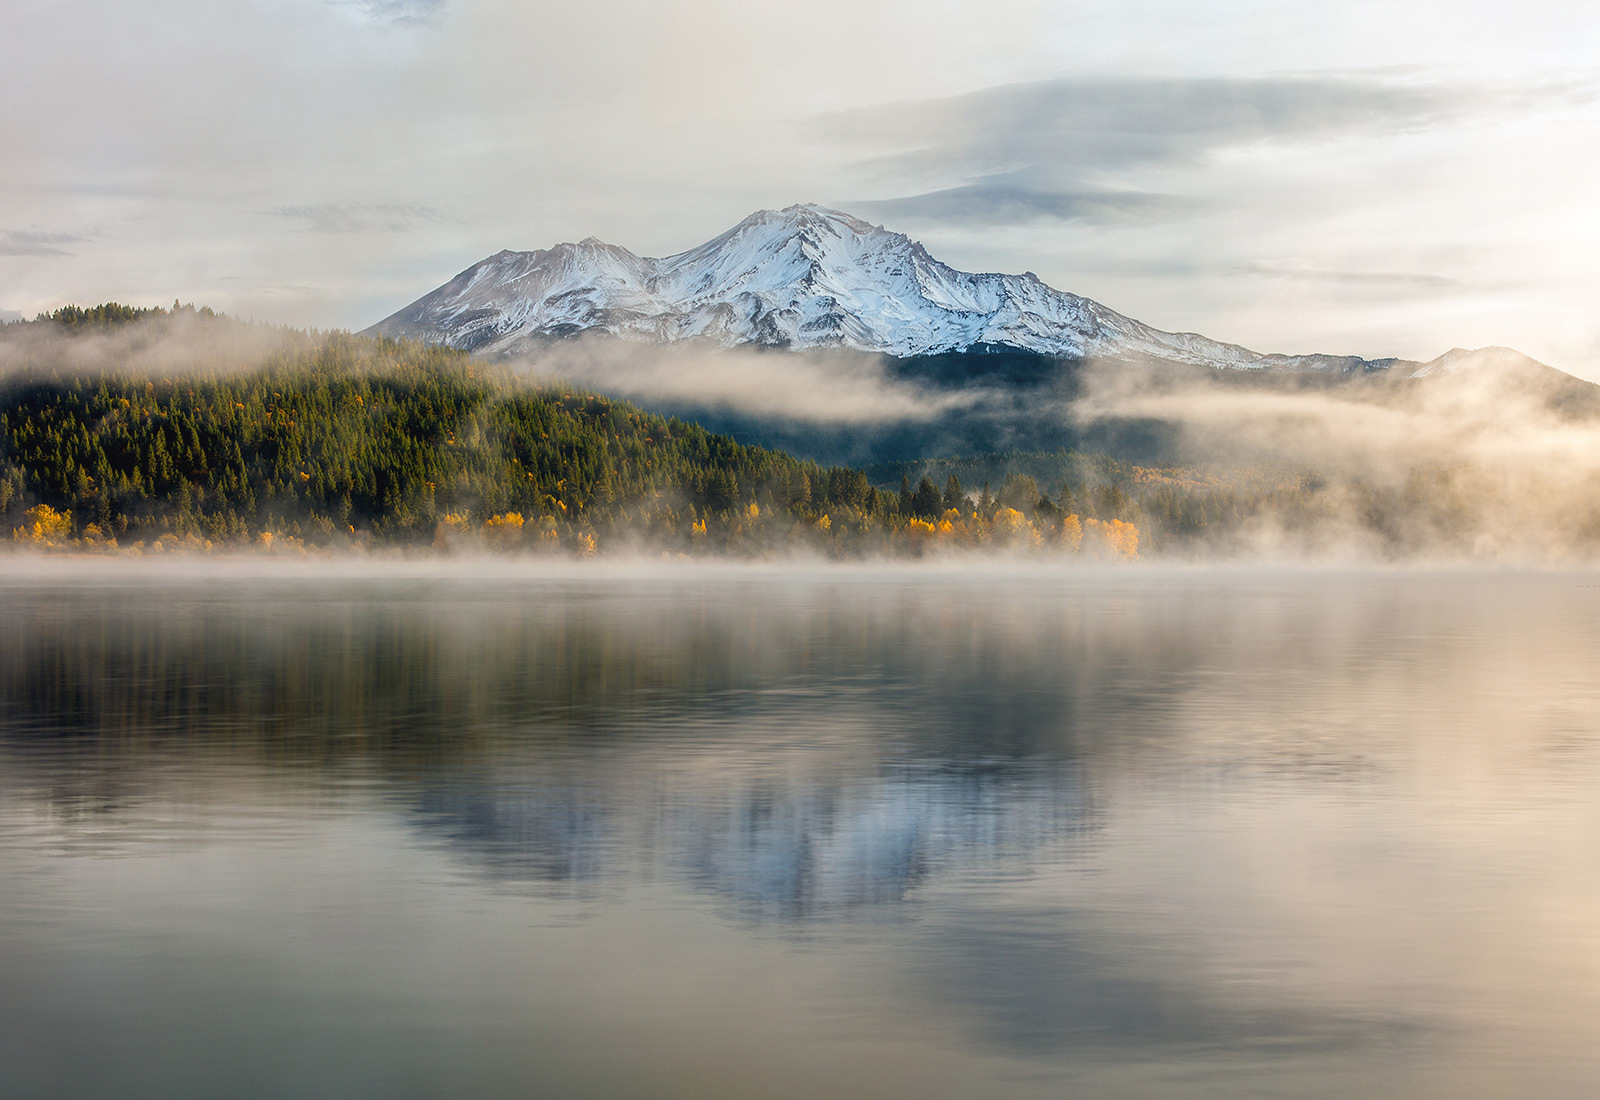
[366,205,1390,371]
[704,204,890,252]
[773,202,871,225]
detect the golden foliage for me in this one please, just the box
[13,504,72,545]
[536,516,560,548]
[1085,518,1139,560]
[1060,514,1083,553]
[989,507,1039,547]
[433,511,471,550]
[254,530,306,555]
[482,511,526,550]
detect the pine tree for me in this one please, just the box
[943,474,964,511]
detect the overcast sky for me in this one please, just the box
[3,0,1597,373]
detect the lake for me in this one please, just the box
[3,563,1599,1098]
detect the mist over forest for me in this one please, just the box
[5,303,1600,563]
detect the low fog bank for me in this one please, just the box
[504,337,976,426]
[501,336,1132,465]
[10,307,1600,565]
[1072,348,1600,561]
[0,306,308,380]
[4,548,1596,585]
[515,332,1600,564]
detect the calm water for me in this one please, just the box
[3,564,1600,1099]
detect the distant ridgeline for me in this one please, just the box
[0,306,1151,558]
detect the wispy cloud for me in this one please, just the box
[253,283,327,296]
[0,229,88,257]
[268,202,454,234]
[336,0,445,26]
[822,74,1586,227]
[858,181,1200,227]
[1231,263,1460,290]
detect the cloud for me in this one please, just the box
[1231,263,1460,290]
[336,0,445,25]
[0,229,88,257]
[268,203,454,234]
[822,74,1583,226]
[2,0,1596,363]
[857,180,1198,227]
[253,283,327,296]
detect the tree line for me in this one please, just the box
[2,306,1145,558]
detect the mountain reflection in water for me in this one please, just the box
[3,566,1600,1100]
[412,761,1087,920]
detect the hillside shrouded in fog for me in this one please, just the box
[7,305,1600,563]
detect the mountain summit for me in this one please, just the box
[366,204,1386,372]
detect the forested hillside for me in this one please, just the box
[0,306,1140,558]
[16,304,1577,561]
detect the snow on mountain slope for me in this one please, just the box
[365,204,1390,371]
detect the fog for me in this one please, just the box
[1075,349,1600,560]
[0,310,304,379]
[505,337,975,425]
[10,309,1600,564]
[495,331,1600,566]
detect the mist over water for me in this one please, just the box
[3,567,1600,1098]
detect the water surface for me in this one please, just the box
[3,565,1599,1098]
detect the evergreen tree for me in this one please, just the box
[942,474,964,512]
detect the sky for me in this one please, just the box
[2,0,1598,374]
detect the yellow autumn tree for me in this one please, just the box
[905,516,937,552]
[989,506,1038,548]
[12,505,72,546]
[482,511,525,550]
[80,523,116,551]
[535,516,560,550]
[433,512,471,549]
[1060,514,1084,554]
[1084,518,1139,560]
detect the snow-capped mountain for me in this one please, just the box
[366,204,1389,372]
